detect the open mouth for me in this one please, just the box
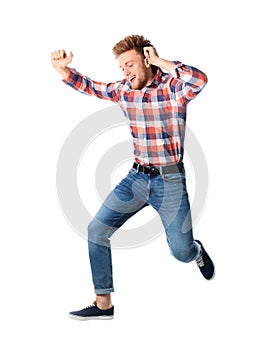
[129,76,136,84]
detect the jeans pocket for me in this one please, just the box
[129,167,138,175]
[163,171,185,183]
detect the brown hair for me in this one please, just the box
[112,34,154,58]
[113,34,158,74]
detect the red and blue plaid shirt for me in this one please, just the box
[64,61,207,166]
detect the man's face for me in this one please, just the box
[119,49,152,90]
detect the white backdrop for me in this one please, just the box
[1,0,265,349]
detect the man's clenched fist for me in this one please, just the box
[50,50,73,79]
[50,50,73,69]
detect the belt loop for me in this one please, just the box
[137,163,140,172]
[159,166,163,175]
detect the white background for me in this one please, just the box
[1,0,265,349]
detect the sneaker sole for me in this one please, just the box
[68,314,114,321]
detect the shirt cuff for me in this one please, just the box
[62,68,77,84]
[170,61,183,77]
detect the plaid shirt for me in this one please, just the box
[64,61,207,166]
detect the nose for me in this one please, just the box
[124,67,130,78]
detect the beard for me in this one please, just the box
[132,77,148,90]
[131,70,152,90]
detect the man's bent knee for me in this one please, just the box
[87,219,116,247]
[170,247,195,263]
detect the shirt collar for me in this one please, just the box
[146,68,163,88]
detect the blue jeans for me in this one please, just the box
[88,165,201,294]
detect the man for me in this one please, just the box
[51,34,214,321]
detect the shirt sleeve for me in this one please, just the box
[169,61,208,104]
[62,68,121,102]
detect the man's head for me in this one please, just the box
[113,35,157,90]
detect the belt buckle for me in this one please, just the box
[150,166,159,175]
[150,166,156,174]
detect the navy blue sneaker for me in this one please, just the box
[69,302,114,320]
[195,240,215,280]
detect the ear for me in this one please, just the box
[144,57,150,68]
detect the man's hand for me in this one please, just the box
[144,46,176,73]
[50,50,73,69]
[50,50,73,79]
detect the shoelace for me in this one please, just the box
[196,254,204,267]
[84,303,97,310]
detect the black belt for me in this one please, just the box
[133,162,183,175]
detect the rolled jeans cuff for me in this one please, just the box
[95,287,115,295]
[194,240,201,260]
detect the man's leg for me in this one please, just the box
[149,170,200,263]
[88,205,145,309]
[88,169,148,307]
[149,168,214,279]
